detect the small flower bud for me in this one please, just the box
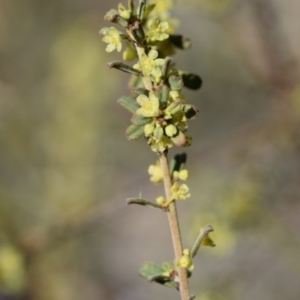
[123,43,137,61]
[156,196,166,205]
[173,169,189,181]
[177,248,194,271]
[165,124,177,137]
[118,3,131,20]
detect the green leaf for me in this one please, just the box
[162,57,173,80]
[155,84,170,109]
[148,274,177,289]
[169,34,192,50]
[144,4,156,19]
[108,61,142,76]
[179,72,202,90]
[184,104,199,119]
[126,124,144,140]
[162,261,173,272]
[104,10,128,27]
[104,9,118,20]
[168,75,183,91]
[126,198,163,210]
[129,22,145,45]
[165,101,182,115]
[131,87,149,99]
[170,153,187,174]
[139,262,177,289]
[129,75,144,89]
[191,225,215,258]
[171,131,186,147]
[137,0,146,20]
[131,114,152,125]
[117,96,139,113]
[140,262,164,278]
[110,14,129,28]
[128,0,134,14]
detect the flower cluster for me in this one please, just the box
[152,159,190,207]
[177,249,194,271]
[100,0,201,154]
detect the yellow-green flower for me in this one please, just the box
[150,0,175,20]
[156,196,174,207]
[151,0,175,13]
[118,3,131,20]
[147,18,169,42]
[173,169,189,181]
[171,182,190,200]
[177,249,194,271]
[133,50,165,83]
[101,27,122,52]
[148,160,163,183]
[171,111,188,130]
[148,135,173,152]
[156,196,166,205]
[136,92,160,117]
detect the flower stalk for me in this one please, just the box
[159,151,190,300]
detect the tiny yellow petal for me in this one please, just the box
[178,169,189,181]
[156,196,166,205]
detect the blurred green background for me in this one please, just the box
[0,0,300,299]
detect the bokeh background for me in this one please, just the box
[0,0,300,299]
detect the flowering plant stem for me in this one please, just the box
[136,40,189,297]
[159,151,190,300]
[136,40,190,297]
[100,1,214,299]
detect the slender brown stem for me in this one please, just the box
[159,151,190,300]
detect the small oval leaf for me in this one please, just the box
[108,61,142,76]
[126,124,144,140]
[165,101,182,115]
[104,9,118,20]
[131,87,149,99]
[168,75,183,91]
[108,14,129,27]
[169,34,192,50]
[155,84,169,108]
[117,96,139,113]
[171,131,186,147]
[184,104,199,119]
[180,72,202,90]
[131,114,152,125]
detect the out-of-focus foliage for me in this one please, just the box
[0,245,26,293]
[191,0,234,14]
